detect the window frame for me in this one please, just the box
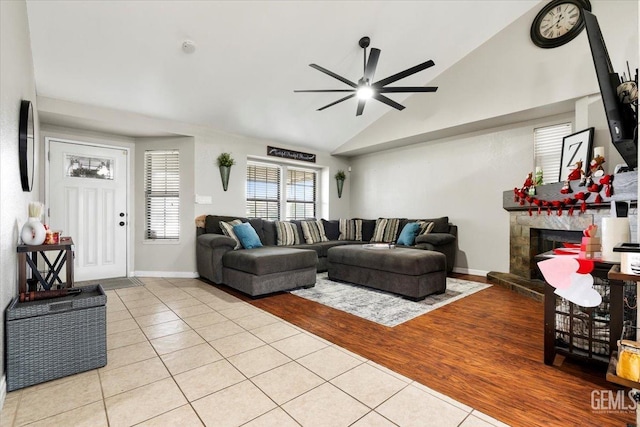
[246,159,319,221]
[533,122,573,185]
[144,149,180,242]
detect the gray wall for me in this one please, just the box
[0,0,40,401]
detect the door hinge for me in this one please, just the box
[47,151,50,161]
[48,208,50,217]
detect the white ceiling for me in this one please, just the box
[26,0,540,153]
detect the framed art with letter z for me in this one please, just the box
[559,127,594,181]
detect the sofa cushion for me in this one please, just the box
[371,218,400,243]
[360,219,377,242]
[233,222,263,249]
[397,222,421,246]
[322,219,340,241]
[223,247,317,276]
[205,215,246,234]
[339,219,362,241]
[248,218,265,243]
[301,220,329,244]
[262,220,277,246]
[275,221,301,245]
[417,220,435,235]
[425,216,449,233]
[220,219,243,249]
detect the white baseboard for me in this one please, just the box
[452,267,489,277]
[133,271,199,279]
[0,375,6,415]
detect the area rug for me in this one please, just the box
[290,273,490,327]
[75,277,145,291]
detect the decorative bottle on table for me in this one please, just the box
[21,202,46,245]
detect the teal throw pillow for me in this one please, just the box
[233,222,263,249]
[396,222,421,246]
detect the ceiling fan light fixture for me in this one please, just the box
[356,85,374,100]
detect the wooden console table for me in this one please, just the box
[17,237,74,293]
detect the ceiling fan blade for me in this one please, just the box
[378,86,438,93]
[294,89,356,93]
[373,59,435,88]
[356,99,367,116]
[372,93,405,111]
[309,64,357,88]
[317,93,356,111]
[364,48,380,82]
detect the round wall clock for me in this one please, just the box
[530,0,591,48]
[19,100,35,192]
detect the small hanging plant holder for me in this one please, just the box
[217,152,235,191]
[335,170,346,198]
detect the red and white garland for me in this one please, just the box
[514,174,614,216]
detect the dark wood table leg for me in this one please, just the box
[609,280,624,356]
[544,282,556,365]
[66,247,73,288]
[18,252,26,294]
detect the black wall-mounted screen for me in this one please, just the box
[583,10,637,170]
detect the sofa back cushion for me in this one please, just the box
[205,215,247,234]
[301,220,329,244]
[248,218,265,243]
[220,219,243,249]
[262,220,277,246]
[322,219,340,240]
[275,221,301,245]
[426,216,450,233]
[360,219,377,242]
[338,219,363,241]
[370,218,401,243]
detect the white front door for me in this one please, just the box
[48,140,128,281]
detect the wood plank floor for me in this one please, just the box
[221,273,632,426]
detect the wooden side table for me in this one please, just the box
[17,237,74,293]
[536,252,633,366]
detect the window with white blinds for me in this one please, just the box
[534,123,572,184]
[144,150,180,240]
[246,162,281,220]
[286,168,316,220]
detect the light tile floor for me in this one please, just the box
[1,277,510,427]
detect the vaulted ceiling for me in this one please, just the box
[26,0,541,153]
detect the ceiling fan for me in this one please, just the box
[295,36,438,116]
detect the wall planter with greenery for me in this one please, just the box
[217,152,235,191]
[335,170,346,198]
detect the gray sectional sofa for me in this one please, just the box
[196,215,457,297]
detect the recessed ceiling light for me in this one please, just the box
[182,40,196,54]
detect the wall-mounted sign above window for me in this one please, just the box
[267,146,316,163]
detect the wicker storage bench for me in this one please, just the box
[6,285,107,391]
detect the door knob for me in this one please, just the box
[119,221,125,227]
[119,212,125,217]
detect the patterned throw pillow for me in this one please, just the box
[219,219,243,249]
[370,218,400,243]
[275,221,301,246]
[338,219,363,241]
[301,220,329,244]
[417,221,435,236]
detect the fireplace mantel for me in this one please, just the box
[503,170,638,212]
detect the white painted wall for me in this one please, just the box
[0,0,40,402]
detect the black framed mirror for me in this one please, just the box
[19,100,34,192]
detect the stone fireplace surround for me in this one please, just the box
[494,171,638,297]
[509,208,638,279]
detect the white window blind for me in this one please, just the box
[534,123,572,184]
[246,162,281,220]
[144,150,180,240]
[286,168,316,220]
